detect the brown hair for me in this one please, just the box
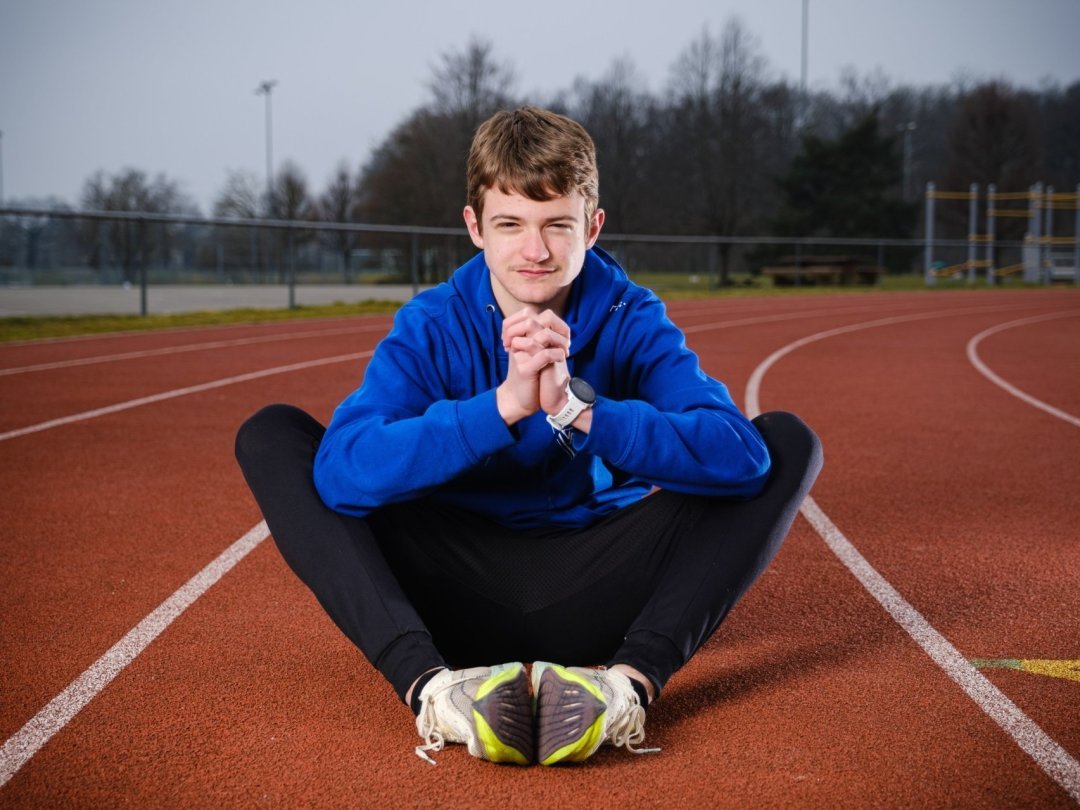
[466,106,599,225]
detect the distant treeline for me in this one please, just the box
[6,23,1078,281]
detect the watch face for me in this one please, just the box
[569,377,596,404]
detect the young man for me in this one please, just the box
[236,106,821,766]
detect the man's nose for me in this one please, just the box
[520,229,550,263]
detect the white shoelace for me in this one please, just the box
[414,685,448,765]
[608,703,661,755]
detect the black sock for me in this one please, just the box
[629,677,651,709]
[409,668,445,716]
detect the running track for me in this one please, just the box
[1,288,1077,806]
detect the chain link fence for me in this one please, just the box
[1,207,1025,316]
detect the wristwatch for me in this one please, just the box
[546,377,596,430]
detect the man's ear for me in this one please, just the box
[463,206,484,249]
[585,208,605,249]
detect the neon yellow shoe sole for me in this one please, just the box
[471,662,534,764]
[532,662,608,765]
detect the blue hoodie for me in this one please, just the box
[313,247,770,529]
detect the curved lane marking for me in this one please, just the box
[0,521,271,787]
[0,351,373,443]
[745,309,1080,802]
[966,311,1080,428]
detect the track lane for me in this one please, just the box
[743,301,1079,800]
[4,289,1075,807]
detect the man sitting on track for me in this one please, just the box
[235,105,822,766]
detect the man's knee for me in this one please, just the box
[235,403,324,467]
[752,411,823,489]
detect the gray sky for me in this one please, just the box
[2,0,1078,212]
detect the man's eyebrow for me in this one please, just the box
[489,213,575,223]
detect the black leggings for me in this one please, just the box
[235,405,821,703]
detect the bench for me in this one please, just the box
[760,255,884,286]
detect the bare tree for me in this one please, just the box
[211,169,262,276]
[79,168,195,282]
[566,58,657,233]
[428,36,516,127]
[359,38,519,228]
[942,81,1043,239]
[317,160,363,281]
[213,169,261,219]
[667,18,771,282]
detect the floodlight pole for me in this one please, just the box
[799,0,809,129]
[255,80,277,217]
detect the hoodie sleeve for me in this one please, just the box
[313,307,516,516]
[579,294,771,497]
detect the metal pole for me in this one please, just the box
[1043,185,1054,284]
[986,184,996,286]
[707,242,717,291]
[287,229,296,309]
[1074,183,1079,286]
[800,0,809,129]
[139,217,148,317]
[1025,183,1041,283]
[924,182,935,286]
[410,232,420,298]
[0,129,5,206]
[967,183,978,284]
[255,80,277,217]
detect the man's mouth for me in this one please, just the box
[516,267,555,278]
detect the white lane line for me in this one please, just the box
[966,311,1080,429]
[0,322,390,377]
[0,350,373,443]
[0,521,271,788]
[681,305,874,334]
[745,311,1080,802]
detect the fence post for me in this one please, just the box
[707,241,717,291]
[1074,183,1079,286]
[410,232,420,298]
[986,184,996,286]
[1043,185,1054,284]
[287,228,297,309]
[967,183,978,284]
[924,182,935,286]
[139,216,148,317]
[1025,183,1042,283]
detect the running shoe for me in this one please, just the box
[414,663,534,765]
[531,662,660,765]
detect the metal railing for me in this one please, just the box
[0,206,1038,317]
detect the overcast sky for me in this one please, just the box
[2,0,1078,212]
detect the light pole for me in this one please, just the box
[0,129,5,206]
[799,0,809,129]
[255,80,277,217]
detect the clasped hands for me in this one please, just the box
[495,308,577,428]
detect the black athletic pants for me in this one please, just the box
[235,405,821,703]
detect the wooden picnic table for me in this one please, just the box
[760,255,884,286]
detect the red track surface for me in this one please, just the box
[1,289,1078,806]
